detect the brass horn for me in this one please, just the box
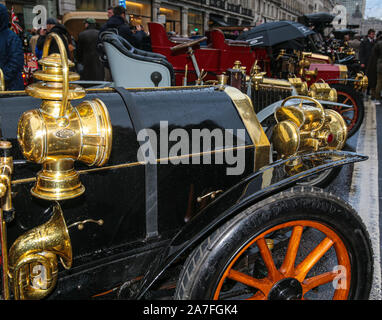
[8,203,72,300]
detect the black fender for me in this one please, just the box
[121,150,367,299]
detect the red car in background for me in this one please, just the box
[149,22,265,86]
[148,22,364,137]
[23,52,38,87]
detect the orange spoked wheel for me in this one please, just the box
[175,187,373,300]
[213,220,351,300]
[330,84,364,138]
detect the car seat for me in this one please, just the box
[99,32,175,87]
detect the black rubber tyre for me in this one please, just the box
[329,83,364,138]
[174,187,373,300]
[262,115,342,188]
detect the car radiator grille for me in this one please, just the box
[251,84,293,114]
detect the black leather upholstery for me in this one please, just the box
[99,32,175,86]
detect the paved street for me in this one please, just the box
[325,98,382,300]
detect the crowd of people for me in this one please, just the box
[347,28,382,102]
[0,4,24,90]
[0,4,150,89]
[2,2,382,102]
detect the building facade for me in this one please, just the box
[361,17,382,36]
[335,0,366,26]
[2,0,335,36]
[2,0,58,30]
[336,0,366,19]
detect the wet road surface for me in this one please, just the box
[326,98,381,300]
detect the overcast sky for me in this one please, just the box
[365,0,382,19]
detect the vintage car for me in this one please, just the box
[146,22,365,138]
[271,49,366,137]
[62,11,108,41]
[98,30,353,187]
[99,28,358,138]
[0,33,373,301]
[297,13,364,80]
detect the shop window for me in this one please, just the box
[76,0,106,11]
[159,6,181,35]
[125,0,151,31]
[188,10,203,35]
[227,17,239,26]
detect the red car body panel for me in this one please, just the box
[308,63,342,85]
[148,22,342,87]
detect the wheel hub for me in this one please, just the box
[268,278,303,300]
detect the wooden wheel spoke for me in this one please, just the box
[342,97,350,104]
[294,237,334,282]
[280,225,304,276]
[256,238,282,281]
[302,271,337,294]
[227,269,273,295]
[339,107,355,114]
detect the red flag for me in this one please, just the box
[11,7,23,34]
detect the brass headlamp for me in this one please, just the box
[308,80,337,102]
[272,96,347,159]
[17,33,112,200]
[354,72,368,91]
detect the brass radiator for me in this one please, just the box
[251,81,293,114]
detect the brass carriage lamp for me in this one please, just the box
[17,33,112,200]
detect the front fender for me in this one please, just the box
[126,150,367,299]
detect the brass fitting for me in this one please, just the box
[0,68,4,91]
[288,77,309,96]
[0,141,13,211]
[308,81,337,102]
[354,72,368,91]
[249,61,267,90]
[0,140,13,300]
[272,96,347,159]
[17,33,112,200]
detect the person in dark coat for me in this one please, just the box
[36,18,72,59]
[360,29,376,96]
[359,29,376,71]
[0,4,24,90]
[367,32,382,101]
[76,18,104,81]
[348,35,361,60]
[99,5,145,49]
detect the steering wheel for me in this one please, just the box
[170,37,207,54]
